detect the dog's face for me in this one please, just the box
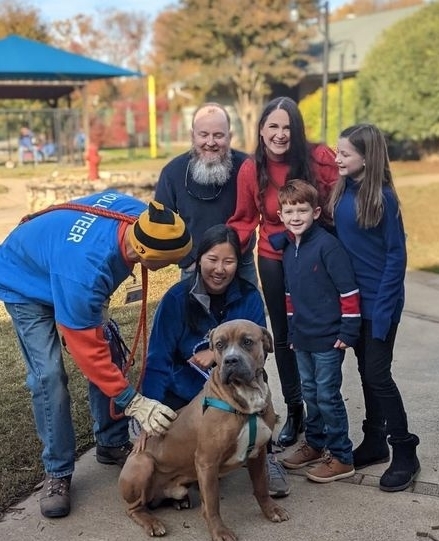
[209,319,273,385]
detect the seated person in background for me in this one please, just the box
[73,129,86,164]
[18,124,39,165]
[141,224,290,498]
[39,134,57,161]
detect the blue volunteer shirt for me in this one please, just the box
[0,191,147,329]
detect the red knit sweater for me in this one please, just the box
[227,144,338,261]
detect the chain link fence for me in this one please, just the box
[0,108,84,167]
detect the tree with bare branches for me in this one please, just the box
[50,8,150,74]
[150,0,316,151]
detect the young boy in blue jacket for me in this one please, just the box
[269,179,361,483]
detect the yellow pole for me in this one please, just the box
[148,75,157,159]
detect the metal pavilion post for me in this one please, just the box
[320,0,330,144]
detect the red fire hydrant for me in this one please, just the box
[85,143,101,180]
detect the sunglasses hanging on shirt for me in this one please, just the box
[184,162,224,201]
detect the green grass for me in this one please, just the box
[0,144,186,180]
[398,182,439,273]
[0,157,437,517]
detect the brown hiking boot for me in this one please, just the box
[306,452,355,483]
[96,441,134,467]
[281,440,324,470]
[39,474,71,518]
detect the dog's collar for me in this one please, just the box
[202,397,257,458]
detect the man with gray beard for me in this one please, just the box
[154,102,257,285]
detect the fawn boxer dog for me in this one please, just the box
[118,319,289,541]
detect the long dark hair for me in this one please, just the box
[186,224,243,331]
[255,97,314,198]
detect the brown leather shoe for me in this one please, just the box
[96,441,133,467]
[306,453,355,483]
[39,474,71,518]
[281,441,324,470]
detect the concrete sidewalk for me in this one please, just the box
[1,270,439,541]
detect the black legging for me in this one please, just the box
[355,320,408,439]
[258,255,302,405]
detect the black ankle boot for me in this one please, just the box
[277,403,304,447]
[353,420,390,469]
[380,433,420,492]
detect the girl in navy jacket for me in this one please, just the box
[331,123,420,493]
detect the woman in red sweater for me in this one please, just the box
[228,97,338,446]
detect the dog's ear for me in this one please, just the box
[209,328,216,351]
[261,327,274,354]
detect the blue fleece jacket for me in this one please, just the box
[334,178,406,341]
[270,223,361,352]
[142,275,266,404]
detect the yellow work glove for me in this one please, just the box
[124,393,177,436]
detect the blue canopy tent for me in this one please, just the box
[0,35,142,165]
[0,34,141,101]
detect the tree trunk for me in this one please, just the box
[234,90,264,153]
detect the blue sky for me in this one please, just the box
[38,0,175,22]
[38,0,346,23]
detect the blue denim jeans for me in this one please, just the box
[5,302,129,477]
[18,144,39,165]
[296,348,353,464]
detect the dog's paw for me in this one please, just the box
[210,526,238,541]
[172,494,191,510]
[143,518,166,537]
[271,508,290,523]
[128,508,167,536]
[264,502,289,523]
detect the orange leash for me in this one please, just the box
[19,202,139,225]
[109,266,149,420]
